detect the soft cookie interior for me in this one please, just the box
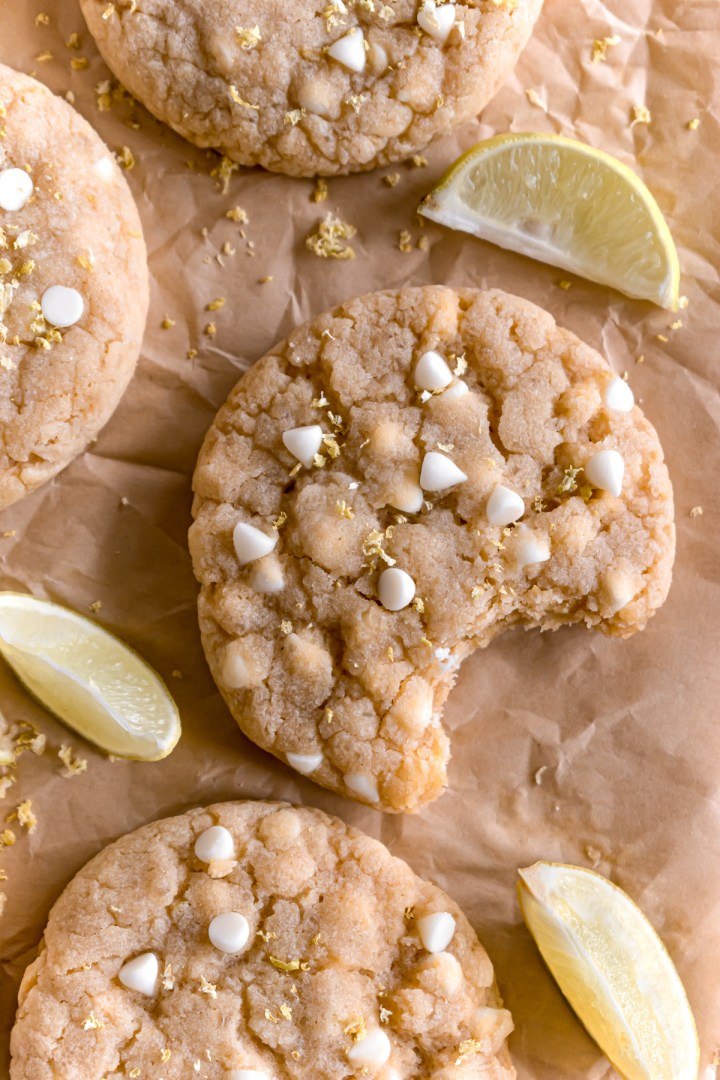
[190,287,675,813]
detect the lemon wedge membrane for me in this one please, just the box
[0,592,180,760]
[519,861,699,1080]
[419,133,681,310]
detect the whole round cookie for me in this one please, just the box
[190,287,675,814]
[11,801,515,1079]
[78,0,543,177]
[0,64,148,509]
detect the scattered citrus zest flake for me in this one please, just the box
[311,178,328,203]
[226,205,248,223]
[58,745,88,777]
[591,34,620,63]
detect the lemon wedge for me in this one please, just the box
[0,592,180,760]
[419,133,681,309]
[518,861,699,1080]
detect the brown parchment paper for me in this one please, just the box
[1,0,719,1075]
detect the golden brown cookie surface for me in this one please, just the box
[190,287,675,813]
[78,0,543,176]
[11,801,514,1079]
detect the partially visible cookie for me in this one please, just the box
[78,0,543,177]
[0,64,148,509]
[11,801,515,1079]
[190,287,675,813]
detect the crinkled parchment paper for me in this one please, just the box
[1,0,719,1075]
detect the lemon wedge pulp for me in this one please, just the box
[518,861,699,1080]
[0,592,180,760]
[419,133,680,309]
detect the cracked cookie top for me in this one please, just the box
[190,287,675,814]
[11,801,515,1079]
[0,63,148,509]
[78,0,543,176]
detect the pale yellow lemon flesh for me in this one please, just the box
[419,133,681,310]
[0,592,180,760]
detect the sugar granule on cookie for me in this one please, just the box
[10,801,516,1078]
[190,286,675,814]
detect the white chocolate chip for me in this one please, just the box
[416,911,456,953]
[601,568,637,615]
[41,285,84,328]
[348,1028,392,1068]
[208,911,250,954]
[226,1071,270,1080]
[442,380,468,400]
[378,567,416,611]
[118,952,158,995]
[282,424,323,467]
[417,1,456,44]
[287,750,324,774]
[514,524,550,570]
[0,168,34,212]
[195,825,234,863]
[344,771,380,803]
[93,156,115,182]
[388,480,424,514]
[233,522,278,565]
[585,449,624,497]
[250,555,285,594]
[486,483,524,526]
[297,78,337,117]
[327,27,366,72]
[604,376,634,413]
[221,638,269,689]
[420,451,467,491]
[414,350,453,391]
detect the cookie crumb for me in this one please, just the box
[161,316,175,329]
[689,506,703,518]
[88,600,102,613]
[199,975,217,998]
[687,117,700,130]
[206,297,225,311]
[383,172,401,187]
